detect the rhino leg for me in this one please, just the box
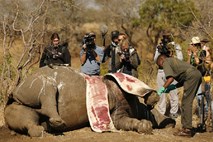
[37,85,65,127]
[4,103,44,137]
[110,101,153,134]
[112,115,153,134]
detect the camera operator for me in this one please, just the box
[154,33,183,119]
[116,39,140,78]
[80,32,104,76]
[39,33,71,68]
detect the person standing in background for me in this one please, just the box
[187,37,209,118]
[154,33,183,119]
[39,32,71,68]
[102,30,120,73]
[116,39,140,78]
[80,32,104,76]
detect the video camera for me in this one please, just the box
[82,33,95,48]
[157,36,172,57]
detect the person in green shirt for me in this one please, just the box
[156,54,202,137]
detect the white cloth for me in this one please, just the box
[154,42,183,115]
[156,69,179,114]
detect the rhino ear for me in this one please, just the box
[136,88,156,97]
[143,91,160,107]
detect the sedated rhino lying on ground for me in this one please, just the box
[4,66,175,137]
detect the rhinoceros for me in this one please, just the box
[4,66,175,137]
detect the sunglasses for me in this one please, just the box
[192,43,201,47]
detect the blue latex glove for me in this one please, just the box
[157,87,165,96]
[165,84,176,93]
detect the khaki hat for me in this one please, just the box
[190,36,200,44]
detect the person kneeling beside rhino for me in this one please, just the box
[4,66,175,137]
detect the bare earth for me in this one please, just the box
[0,105,212,142]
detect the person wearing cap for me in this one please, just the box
[154,33,183,119]
[156,54,202,137]
[102,30,121,73]
[80,32,104,76]
[187,36,207,77]
[187,36,209,118]
[187,37,206,69]
[187,37,207,70]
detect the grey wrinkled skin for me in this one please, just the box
[104,78,175,134]
[4,66,175,137]
[4,102,44,137]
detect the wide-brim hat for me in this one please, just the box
[190,36,201,44]
[201,38,210,43]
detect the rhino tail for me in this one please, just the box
[5,93,16,107]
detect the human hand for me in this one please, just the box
[119,54,125,62]
[191,47,198,55]
[120,54,125,59]
[157,87,165,96]
[165,84,176,93]
[187,49,192,56]
[82,44,89,52]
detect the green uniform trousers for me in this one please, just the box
[181,68,202,129]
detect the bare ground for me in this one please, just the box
[0,104,213,142]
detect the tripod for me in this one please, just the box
[197,80,213,132]
[197,92,206,132]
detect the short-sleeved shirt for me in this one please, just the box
[80,45,104,75]
[163,57,196,82]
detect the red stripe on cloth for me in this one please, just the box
[82,74,116,132]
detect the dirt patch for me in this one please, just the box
[0,123,212,142]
